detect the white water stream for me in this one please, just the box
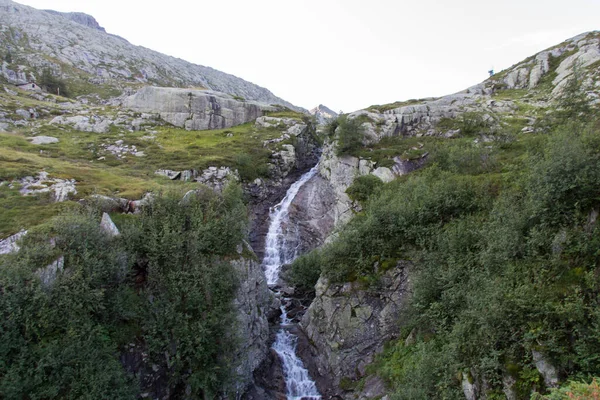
[262,165,321,400]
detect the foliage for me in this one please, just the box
[536,379,600,399]
[334,115,365,156]
[555,66,594,126]
[39,68,69,97]
[309,109,600,397]
[0,185,248,398]
[346,174,384,204]
[285,250,323,293]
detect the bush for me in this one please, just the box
[0,184,249,398]
[346,174,384,204]
[319,113,600,397]
[39,68,69,97]
[334,115,365,156]
[285,250,322,293]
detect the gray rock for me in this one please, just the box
[230,248,272,393]
[155,169,182,180]
[17,171,76,202]
[0,230,27,255]
[29,135,59,144]
[36,256,64,288]
[255,116,296,129]
[43,10,106,32]
[123,87,276,131]
[462,372,479,400]
[100,212,120,237]
[301,264,411,387]
[309,104,338,125]
[532,350,559,388]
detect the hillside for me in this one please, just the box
[0,0,300,109]
[283,31,600,400]
[0,5,599,398]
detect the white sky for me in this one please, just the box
[14,0,600,112]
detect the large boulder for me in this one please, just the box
[301,264,411,388]
[123,87,276,130]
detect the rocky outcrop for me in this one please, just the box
[301,263,411,389]
[123,87,276,130]
[347,32,600,143]
[532,350,559,388]
[100,213,120,237]
[0,230,27,255]
[43,10,106,32]
[313,141,427,232]
[285,174,337,255]
[11,171,77,202]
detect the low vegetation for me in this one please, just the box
[0,88,308,236]
[0,185,247,398]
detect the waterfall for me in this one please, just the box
[262,165,321,400]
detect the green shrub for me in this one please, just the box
[334,115,365,156]
[0,184,248,398]
[346,174,384,204]
[319,112,600,397]
[285,250,322,293]
[39,68,69,97]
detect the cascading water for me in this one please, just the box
[263,165,321,400]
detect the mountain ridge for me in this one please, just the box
[0,0,304,110]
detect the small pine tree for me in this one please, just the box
[39,68,69,97]
[556,64,592,124]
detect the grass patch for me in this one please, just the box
[365,98,434,113]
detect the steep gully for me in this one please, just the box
[262,165,322,399]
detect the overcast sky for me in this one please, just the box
[14,0,600,112]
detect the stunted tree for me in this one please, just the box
[39,68,69,97]
[556,64,593,125]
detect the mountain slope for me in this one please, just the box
[0,0,301,109]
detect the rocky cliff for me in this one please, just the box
[300,264,411,395]
[123,87,276,130]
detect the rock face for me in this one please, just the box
[0,0,301,110]
[301,264,411,388]
[43,10,106,32]
[311,142,427,233]
[245,118,321,260]
[123,87,276,130]
[230,251,273,394]
[285,174,337,255]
